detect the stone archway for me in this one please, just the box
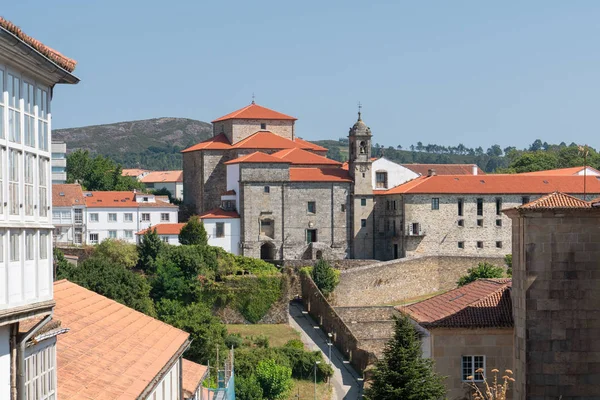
[260,242,275,260]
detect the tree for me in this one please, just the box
[179,216,208,246]
[66,149,143,191]
[235,375,263,400]
[508,151,558,173]
[55,249,75,280]
[95,239,138,268]
[149,259,192,303]
[365,314,446,400]
[311,259,339,296]
[504,254,512,277]
[528,139,543,152]
[486,144,503,157]
[457,262,505,287]
[137,228,164,272]
[255,359,293,400]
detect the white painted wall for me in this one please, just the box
[0,325,10,400]
[146,358,180,400]
[574,167,600,176]
[159,234,180,246]
[226,164,240,209]
[203,218,240,255]
[24,336,57,399]
[371,157,419,191]
[146,182,184,200]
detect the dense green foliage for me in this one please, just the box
[94,239,139,268]
[137,228,164,273]
[235,375,264,400]
[179,216,208,246]
[457,262,506,287]
[311,260,340,296]
[365,315,446,400]
[66,149,144,191]
[255,359,293,400]
[505,254,513,277]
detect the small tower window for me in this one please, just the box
[260,122,267,130]
[359,141,367,154]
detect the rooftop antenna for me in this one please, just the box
[357,101,362,121]
[578,144,589,200]
[252,93,255,104]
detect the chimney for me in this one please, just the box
[427,169,437,177]
[472,165,478,175]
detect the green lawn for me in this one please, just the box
[287,379,331,400]
[226,324,300,348]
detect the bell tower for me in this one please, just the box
[348,105,374,259]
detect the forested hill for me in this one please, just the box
[53,118,212,170]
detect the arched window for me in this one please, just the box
[359,141,367,154]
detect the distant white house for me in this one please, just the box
[140,170,184,200]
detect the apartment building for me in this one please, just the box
[140,170,183,200]
[52,183,85,245]
[50,141,66,184]
[0,16,79,400]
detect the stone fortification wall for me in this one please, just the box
[334,306,396,322]
[334,254,506,306]
[281,259,378,270]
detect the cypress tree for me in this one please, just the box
[179,216,208,246]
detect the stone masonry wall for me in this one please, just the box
[203,151,229,213]
[333,254,506,306]
[182,151,203,213]
[231,119,294,143]
[373,196,403,260]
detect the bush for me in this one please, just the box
[505,254,513,277]
[284,339,304,350]
[235,255,279,275]
[137,228,164,273]
[235,374,263,400]
[280,347,333,381]
[94,239,138,268]
[225,333,243,349]
[179,216,208,246]
[457,262,505,287]
[255,359,293,400]
[254,335,270,348]
[312,259,340,296]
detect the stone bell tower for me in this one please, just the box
[348,106,374,259]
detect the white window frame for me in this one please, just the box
[7,73,21,144]
[24,338,57,400]
[141,213,150,222]
[462,355,486,382]
[124,230,133,239]
[124,213,133,222]
[24,153,34,216]
[161,236,169,243]
[108,230,117,239]
[39,157,48,217]
[108,213,117,223]
[23,80,35,148]
[25,231,34,261]
[160,213,170,222]
[9,149,20,215]
[216,222,225,238]
[89,213,99,222]
[36,86,49,151]
[89,233,99,244]
[10,232,19,262]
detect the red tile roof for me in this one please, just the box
[519,166,600,176]
[54,280,190,400]
[53,184,85,207]
[398,279,513,328]
[181,133,232,153]
[293,137,328,152]
[223,190,236,195]
[231,131,299,150]
[182,359,209,399]
[140,170,183,183]
[224,151,291,165]
[518,191,592,210]
[0,17,77,72]
[199,208,240,219]
[380,174,600,195]
[271,147,341,166]
[289,167,352,182]
[122,168,149,177]
[85,191,178,208]
[137,223,186,236]
[212,103,297,123]
[401,163,484,176]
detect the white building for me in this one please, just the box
[0,16,79,400]
[51,141,66,184]
[140,170,184,200]
[52,183,85,246]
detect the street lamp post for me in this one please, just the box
[314,361,321,400]
[327,333,333,365]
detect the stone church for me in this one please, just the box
[182,102,375,260]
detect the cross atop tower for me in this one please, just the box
[357,101,362,120]
[251,93,256,104]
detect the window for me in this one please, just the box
[431,198,440,210]
[24,340,57,400]
[458,241,465,249]
[124,213,133,222]
[10,232,19,261]
[141,213,150,222]
[522,196,530,205]
[341,204,346,212]
[162,236,169,243]
[495,198,502,216]
[108,213,117,222]
[25,232,34,260]
[0,74,4,140]
[307,201,316,214]
[89,213,99,222]
[477,219,483,227]
[306,229,317,243]
[477,241,484,249]
[39,158,48,217]
[392,220,397,235]
[361,219,367,228]
[410,222,420,235]
[108,230,117,239]
[496,241,503,248]
[260,122,267,130]
[124,230,133,239]
[0,231,4,262]
[74,208,83,224]
[24,153,34,216]
[143,196,149,202]
[458,198,464,216]
[8,74,21,143]
[23,81,35,147]
[36,87,49,151]
[264,186,270,193]
[216,222,225,238]
[458,219,464,227]
[161,213,170,222]
[260,219,274,239]
[361,198,367,206]
[9,150,20,215]
[393,200,397,210]
[376,172,388,188]
[74,228,82,245]
[476,198,483,216]
[462,355,485,382]
[496,219,502,227]
[89,233,99,244]
[40,233,48,259]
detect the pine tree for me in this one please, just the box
[364,314,446,400]
[179,216,208,246]
[137,227,164,273]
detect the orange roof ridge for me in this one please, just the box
[140,170,183,183]
[224,151,291,165]
[199,208,240,219]
[0,17,77,72]
[289,167,352,182]
[271,147,341,165]
[518,191,592,210]
[137,223,186,236]
[212,103,297,123]
[181,133,232,153]
[293,137,328,152]
[519,166,600,176]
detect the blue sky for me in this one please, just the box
[4,1,600,150]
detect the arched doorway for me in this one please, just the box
[260,242,275,260]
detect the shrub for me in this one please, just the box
[254,335,270,348]
[465,368,515,400]
[179,216,208,246]
[255,359,293,400]
[235,374,263,400]
[284,339,304,350]
[137,228,164,273]
[457,262,505,287]
[279,347,333,381]
[312,259,340,296]
[225,333,243,349]
[504,254,513,277]
[94,239,138,268]
[235,255,279,275]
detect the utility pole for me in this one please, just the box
[314,361,321,400]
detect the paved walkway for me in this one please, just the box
[288,301,364,399]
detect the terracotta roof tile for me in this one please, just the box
[198,208,240,219]
[140,170,183,183]
[271,148,341,166]
[137,223,185,236]
[122,168,149,177]
[289,167,352,182]
[224,151,291,165]
[380,174,600,195]
[84,191,178,208]
[182,359,208,399]
[53,280,190,400]
[401,163,484,176]
[0,17,77,72]
[212,103,297,123]
[519,166,600,176]
[398,279,513,328]
[515,191,592,210]
[232,131,300,150]
[53,184,85,207]
[181,133,232,153]
[223,190,236,196]
[293,137,328,152]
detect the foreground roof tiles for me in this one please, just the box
[199,208,240,219]
[0,17,77,72]
[224,151,291,165]
[212,103,297,122]
[398,279,513,328]
[53,280,190,400]
[140,170,183,183]
[52,184,85,207]
[290,167,352,182]
[402,163,484,176]
[137,223,186,236]
[518,191,592,210]
[271,147,341,166]
[182,359,210,399]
